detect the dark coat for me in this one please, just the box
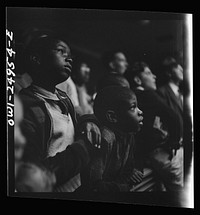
[157,84,183,138]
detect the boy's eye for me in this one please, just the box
[56,49,64,54]
[129,105,136,111]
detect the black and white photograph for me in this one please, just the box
[6,7,193,208]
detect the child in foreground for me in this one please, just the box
[79,86,144,192]
[18,30,101,192]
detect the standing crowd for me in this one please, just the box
[13,28,192,193]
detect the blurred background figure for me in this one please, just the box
[14,94,26,176]
[14,27,40,94]
[97,50,130,92]
[15,73,32,94]
[72,59,94,115]
[157,57,183,141]
[14,94,56,192]
[157,56,193,184]
[15,162,56,192]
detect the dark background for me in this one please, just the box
[5,8,193,208]
[6,7,188,89]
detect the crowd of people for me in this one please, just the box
[12,27,192,194]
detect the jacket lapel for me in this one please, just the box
[166,85,183,112]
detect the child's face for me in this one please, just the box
[116,93,143,132]
[139,66,157,90]
[41,40,72,84]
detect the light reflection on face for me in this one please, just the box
[139,66,157,90]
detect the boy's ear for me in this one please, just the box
[30,54,41,65]
[106,110,117,123]
[133,76,142,86]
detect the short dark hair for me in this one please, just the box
[97,74,130,92]
[26,31,68,56]
[125,61,149,88]
[94,86,135,124]
[162,57,179,74]
[101,49,126,69]
[131,61,149,77]
[23,30,69,73]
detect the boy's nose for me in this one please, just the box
[137,107,143,116]
[65,57,73,63]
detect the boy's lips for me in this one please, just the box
[139,117,143,125]
[64,65,72,73]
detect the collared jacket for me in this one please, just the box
[19,85,98,187]
[80,126,141,192]
[135,89,182,153]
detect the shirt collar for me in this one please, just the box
[136,86,145,91]
[168,82,180,97]
[31,84,60,101]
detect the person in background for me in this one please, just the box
[79,86,144,192]
[157,57,193,183]
[18,29,101,192]
[14,94,26,176]
[14,94,56,192]
[56,77,83,116]
[97,50,130,92]
[14,73,32,94]
[125,61,183,191]
[72,60,94,115]
[14,27,41,94]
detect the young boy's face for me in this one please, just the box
[116,92,143,132]
[41,40,72,84]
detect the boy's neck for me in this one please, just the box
[107,123,135,135]
[32,80,56,93]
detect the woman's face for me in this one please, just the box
[139,66,157,90]
[171,64,183,83]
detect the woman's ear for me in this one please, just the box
[109,61,115,70]
[166,71,172,78]
[133,76,142,86]
[106,110,117,123]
